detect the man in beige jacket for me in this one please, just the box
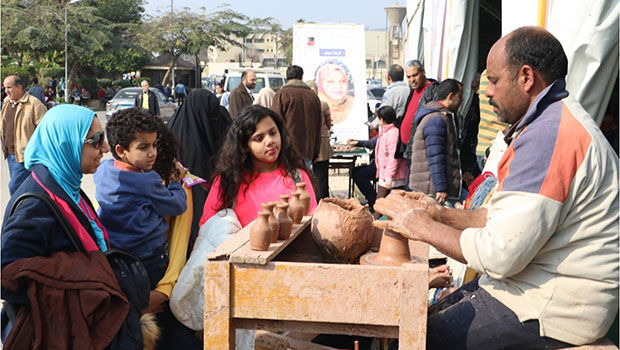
[1,75,47,194]
[378,27,618,349]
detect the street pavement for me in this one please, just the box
[0,110,110,226]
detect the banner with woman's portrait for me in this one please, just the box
[293,23,368,142]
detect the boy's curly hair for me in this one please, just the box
[106,107,162,160]
[154,124,183,184]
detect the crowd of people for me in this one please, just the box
[0,26,617,350]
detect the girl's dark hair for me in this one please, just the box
[377,105,397,124]
[153,123,183,184]
[211,105,310,211]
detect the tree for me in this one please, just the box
[141,6,250,85]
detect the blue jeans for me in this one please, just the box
[136,242,169,290]
[7,154,30,196]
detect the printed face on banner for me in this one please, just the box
[293,23,368,142]
[315,60,355,125]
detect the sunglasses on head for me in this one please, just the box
[84,131,105,149]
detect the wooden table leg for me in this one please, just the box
[204,260,235,349]
[398,262,428,349]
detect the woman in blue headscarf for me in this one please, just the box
[0,105,130,348]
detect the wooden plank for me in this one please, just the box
[229,215,312,265]
[254,330,343,350]
[236,319,399,339]
[206,222,252,261]
[204,260,234,349]
[398,262,428,350]
[232,262,412,326]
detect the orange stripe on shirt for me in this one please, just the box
[538,104,591,202]
[496,143,515,192]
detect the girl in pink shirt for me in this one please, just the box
[375,106,409,201]
[200,105,317,227]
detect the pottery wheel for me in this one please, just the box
[359,251,426,266]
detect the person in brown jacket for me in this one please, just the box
[1,75,47,195]
[228,69,256,118]
[271,65,322,170]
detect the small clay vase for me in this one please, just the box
[360,228,412,266]
[288,192,305,224]
[250,211,272,251]
[275,203,293,240]
[295,182,311,215]
[279,194,293,220]
[261,202,280,243]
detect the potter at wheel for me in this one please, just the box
[359,228,426,266]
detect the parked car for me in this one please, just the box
[105,87,177,121]
[223,71,286,99]
[367,89,382,117]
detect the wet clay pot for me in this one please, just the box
[295,182,311,215]
[261,202,279,243]
[279,194,293,221]
[359,228,412,266]
[310,197,374,263]
[275,203,293,240]
[289,192,305,224]
[250,211,272,251]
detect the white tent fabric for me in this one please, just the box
[405,0,479,114]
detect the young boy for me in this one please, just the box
[94,107,187,313]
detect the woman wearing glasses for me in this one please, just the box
[0,105,131,348]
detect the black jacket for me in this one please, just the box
[134,89,160,116]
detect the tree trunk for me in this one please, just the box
[161,55,179,86]
[68,62,79,95]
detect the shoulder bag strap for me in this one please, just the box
[9,192,86,254]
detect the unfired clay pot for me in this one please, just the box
[261,202,279,243]
[310,197,374,263]
[275,203,293,240]
[250,211,272,251]
[279,194,293,220]
[289,192,304,224]
[359,228,412,266]
[295,182,311,215]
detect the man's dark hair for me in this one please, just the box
[387,64,404,82]
[241,70,253,80]
[436,79,462,101]
[12,76,25,89]
[106,107,162,160]
[32,77,39,85]
[377,105,397,124]
[505,27,568,85]
[286,65,304,80]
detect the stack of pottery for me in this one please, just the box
[310,198,374,263]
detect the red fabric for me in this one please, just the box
[400,81,432,144]
[32,172,108,252]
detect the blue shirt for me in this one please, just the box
[94,159,187,256]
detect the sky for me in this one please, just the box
[143,0,405,29]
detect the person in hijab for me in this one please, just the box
[0,105,130,347]
[253,86,276,109]
[168,88,232,239]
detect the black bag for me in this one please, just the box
[9,192,150,349]
[394,115,408,159]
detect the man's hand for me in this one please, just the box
[372,193,435,241]
[347,139,359,147]
[143,290,168,315]
[435,192,447,204]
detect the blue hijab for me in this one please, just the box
[24,105,107,251]
[25,104,94,203]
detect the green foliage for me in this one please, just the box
[97,78,113,88]
[40,67,65,79]
[1,66,36,86]
[37,77,52,89]
[77,77,98,94]
[92,43,151,77]
[112,79,132,88]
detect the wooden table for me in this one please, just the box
[328,155,357,198]
[204,216,430,349]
